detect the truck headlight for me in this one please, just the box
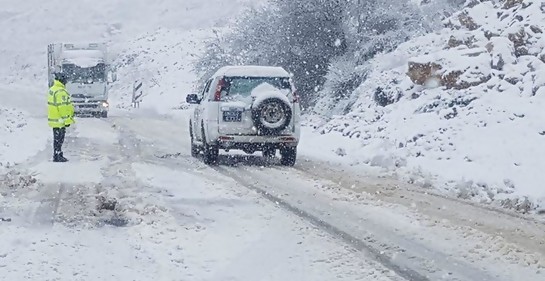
[102,101,109,108]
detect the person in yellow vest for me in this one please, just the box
[48,73,75,162]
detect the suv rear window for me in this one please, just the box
[221,76,291,101]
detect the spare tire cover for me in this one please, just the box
[251,97,292,134]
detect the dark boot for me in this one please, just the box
[53,152,67,163]
[59,152,68,162]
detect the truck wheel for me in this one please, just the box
[202,127,219,165]
[280,146,297,166]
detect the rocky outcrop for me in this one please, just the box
[507,27,529,57]
[502,0,523,9]
[407,47,492,90]
[407,62,442,86]
[486,37,516,70]
[458,12,480,31]
[447,35,476,49]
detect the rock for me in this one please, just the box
[484,30,500,40]
[334,148,347,157]
[535,86,545,96]
[503,0,523,9]
[487,37,516,70]
[441,70,464,88]
[408,48,491,90]
[97,196,117,211]
[530,25,543,34]
[507,27,529,57]
[446,72,491,90]
[458,13,480,31]
[505,75,521,85]
[374,86,402,106]
[508,28,527,47]
[407,62,443,85]
[447,35,476,49]
[464,0,481,8]
[514,45,529,57]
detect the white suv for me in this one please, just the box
[186,65,301,166]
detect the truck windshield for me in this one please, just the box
[63,63,106,83]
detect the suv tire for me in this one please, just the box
[190,122,199,158]
[252,98,292,135]
[202,127,219,165]
[280,146,297,166]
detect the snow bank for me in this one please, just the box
[312,0,545,212]
[0,84,50,170]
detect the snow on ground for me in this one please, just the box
[311,0,545,212]
[127,156,407,281]
[0,114,404,280]
[31,160,106,184]
[72,119,119,144]
[0,84,49,171]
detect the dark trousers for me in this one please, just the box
[53,127,66,154]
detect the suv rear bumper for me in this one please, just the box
[215,135,298,151]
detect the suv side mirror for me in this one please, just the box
[186,94,200,104]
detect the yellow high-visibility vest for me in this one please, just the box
[47,80,75,128]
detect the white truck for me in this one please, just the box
[47,43,117,118]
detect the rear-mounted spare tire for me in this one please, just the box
[251,97,292,135]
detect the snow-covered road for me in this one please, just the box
[1,108,544,280]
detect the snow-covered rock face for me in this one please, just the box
[315,0,545,212]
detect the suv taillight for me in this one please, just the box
[213,77,225,101]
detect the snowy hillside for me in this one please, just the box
[311,0,545,212]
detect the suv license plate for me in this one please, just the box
[223,111,242,122]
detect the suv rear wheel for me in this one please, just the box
[189,122,199,158]
[202,126,219,165]
[280,146,297,166]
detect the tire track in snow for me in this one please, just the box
[213,165,428,281]
[289,161,545,257]
[219,163,545,281]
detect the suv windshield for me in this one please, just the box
[62,63,106,83]
[221,76,291,102]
